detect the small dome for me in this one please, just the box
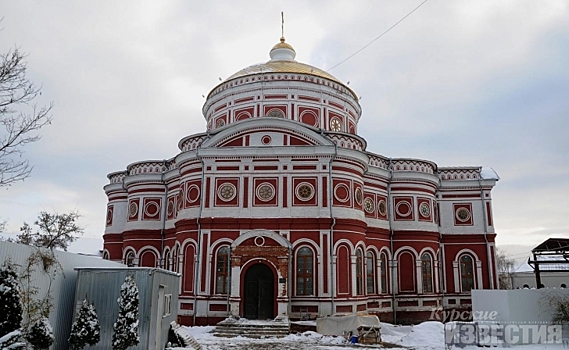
[271,37,295,52]
[269,37,296,61]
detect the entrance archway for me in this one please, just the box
[243,263,274,320]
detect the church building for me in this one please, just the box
[102,37,499,325]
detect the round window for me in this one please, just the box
[330,118,342,131]
[419,202,431,218]
[364,198,374,213]
[355,188,363,205]
[296,182,314,201]
[218,183,236,201]
[129,202,138,217]
[456,207,471,222]
[378,200,387,216]
[256,183,275,202]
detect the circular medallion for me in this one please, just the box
[261,135,272,145]
[300,111,318,127]
[419,202,431,218]
[167,200,175,216]
[456,207,471,222]
[334,184,350,203]
[330,118,342,131]
[216,119,225,128]
[395,200,412,217]
[129,201,138,217]
[177,194,183,210]
[296,182,314,201]
[378,200,387,216]
[254,236,265,247]
[355,188,363,205]
[218,183,237,202]
[187,184,200,203]
[256,182,275,202]
[364,198,374,213]
[144,201,159,217]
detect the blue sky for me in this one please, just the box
[1,1,568,269]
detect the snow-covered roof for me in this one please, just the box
[480,166,500,180]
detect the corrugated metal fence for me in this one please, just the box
[0,241,124,349]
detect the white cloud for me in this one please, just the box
[1,0,567,256]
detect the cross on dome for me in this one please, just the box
[270,12,295,60]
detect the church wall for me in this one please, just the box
[101,39,500,325]
[203,77,361,134]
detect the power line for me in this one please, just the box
[327,0,429,71]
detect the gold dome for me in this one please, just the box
[226,60,340,84]
[208,38,358,100]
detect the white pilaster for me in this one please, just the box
[453,261,460,293]
[351,255,357,295]
[416,260,423,294]
[476,260,483,289]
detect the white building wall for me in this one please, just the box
[472,289,569,324]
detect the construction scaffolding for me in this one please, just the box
[528,238,569,288]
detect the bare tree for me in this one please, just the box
[1,48,52,187]
[496,248,515,289]
[16,211,83,251]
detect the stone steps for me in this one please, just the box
[169,321,203,349]
[214,316,291,338]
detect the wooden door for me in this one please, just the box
[243,264,274,319]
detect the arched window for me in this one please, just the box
[460,255,475,292]
[380,252,388,294]
[356,249,364,295]
[266,108,284,118]
[163,250,170,270]
[296,247,313,295]
[171,247,179,273]
[216,246,231,294]
[366,251,376,294]
[421,252,433,293]
[125,251,135,267]
[102,251,109,260]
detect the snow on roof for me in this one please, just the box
[480,166,500,180]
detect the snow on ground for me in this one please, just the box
[381,321,443,349]
[173,325,395,350]
[171,321,567,350]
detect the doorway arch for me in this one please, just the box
[243,263,275,320]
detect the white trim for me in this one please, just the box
[394,245,419,259]
[231,229,291,249]
[138,246,160,267]
[333,238,355,254]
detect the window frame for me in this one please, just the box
[356,249,364,295]
[125,251,135,267]
[366,251,376,295]
[459,254,475,292]
[296,246,314,296]
[215,246,231,295]
[421,252,434,293]
[380,252,388,294]
[163,294,172,317]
